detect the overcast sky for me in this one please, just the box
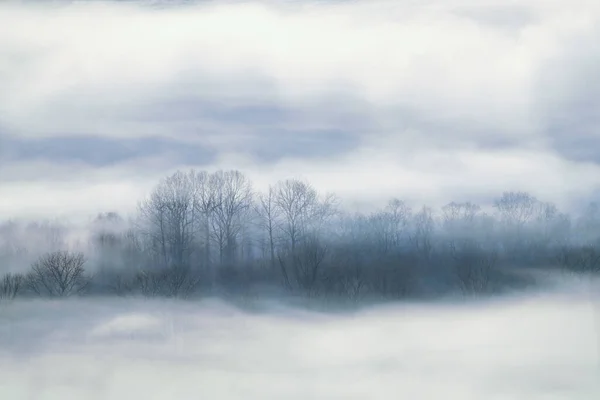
[1,0,600,221]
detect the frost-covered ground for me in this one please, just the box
[1,281,599,399]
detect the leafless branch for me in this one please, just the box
[27,251,89,297]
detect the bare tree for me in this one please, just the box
[255,185,282,269]
[363,199,413,254]
[121,228,147,270]
[365,212,395,254]
[556,245,600,275]
[274,179,317,254]
[134,265,202,298]
[89,212,126,272]
[442,202,481,236]
[138,184,171,268]
[162,265,202,298]
[448,239,497,295]
[322,263,365,301]
[210,170,254,267]
[411,206,435,260]
[385,198,413,248]
[0,273,25,300]
[274,179,338,291]
[365,251,418,299]
[289,233,328,294]
[494,191,538,226]
[186,170,221,288]
[138,171,197,269]
[528,202,572,256]
[27,251,89,297]
[493,191,541,259]
[101,269,136,297]
[440,201,502,253]
[576,202,600,245]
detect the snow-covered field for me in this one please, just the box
[1,282,599,400]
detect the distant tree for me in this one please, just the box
[556,245,600,275]
[576,202,600,245]
[27,251,89,297]
[441,202,481,237]
[274,179,319,256]
[89,212,126,272]
[190,170,221,284]
[528,202,572,258]
[210,170,254,267]
[448,239,497,295]
[364,199,412,254]
[493,191,540,259]
[0,273,25,300]
[8,165,600,304]
[385,198,413,247]
[25,220,67,252]
[134,265,202,298]
[91,212,124,247]
[255,185,282,269]
[278,232,328,295]
[410,206,435,261]
[323,248,366,301]
[273,179,338,292]
[138,171,197,269]
[493,191,538,227]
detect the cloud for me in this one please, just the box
[1,0,600,220]
[0,134,216,167]
[0,0,541,135]
[534,21,600,164]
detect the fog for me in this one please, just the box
[1,278,599,399]
[2,0,600,397]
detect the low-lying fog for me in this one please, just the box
[1,278,599,400]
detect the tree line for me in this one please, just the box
[1,169,599,303]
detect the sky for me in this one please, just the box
[0,278,599,399]
[1,0,600,222]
